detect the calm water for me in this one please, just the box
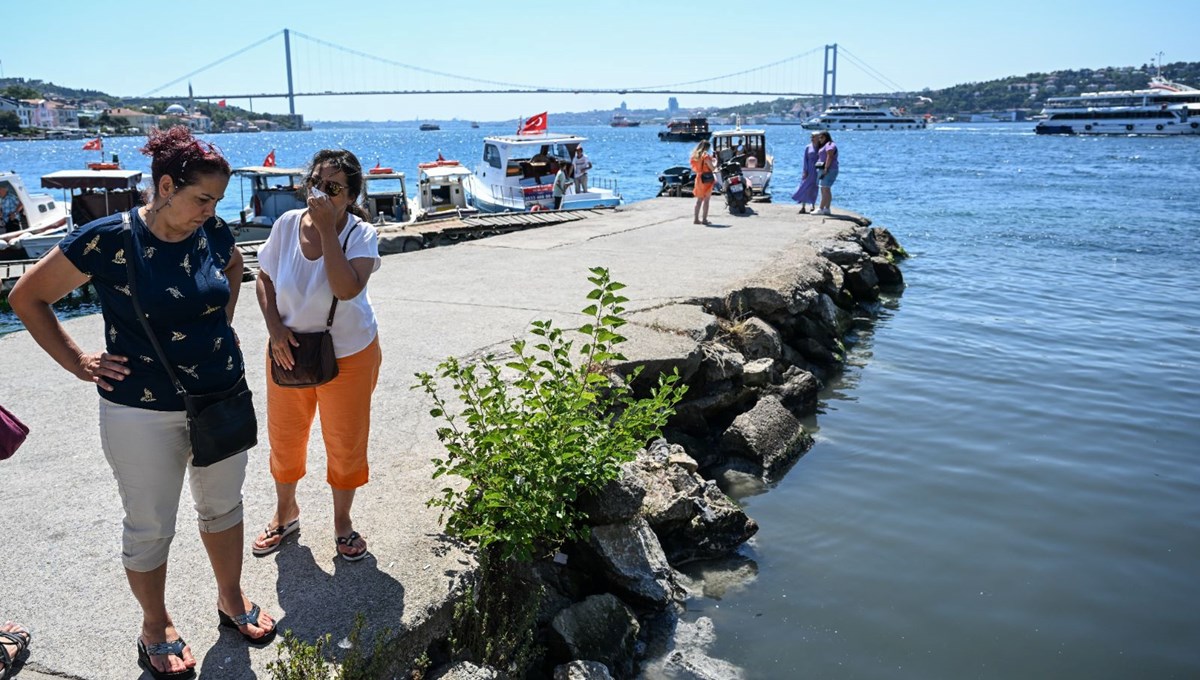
[3,124,1199,677]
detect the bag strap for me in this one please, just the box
[321,219,359,330]
[121,211,192,408]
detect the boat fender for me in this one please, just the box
[530,204,543,212]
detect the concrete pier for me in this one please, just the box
[1,198,877,679]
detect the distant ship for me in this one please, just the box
[610,114,641,128]
[471,122,480,129]
[419,123,440,131]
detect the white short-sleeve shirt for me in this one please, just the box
[258,209,382,358]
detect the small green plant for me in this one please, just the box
[266,615,394,680]
[415,267,688,563]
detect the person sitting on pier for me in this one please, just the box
[9,125,277,680]
[0,185,23,233]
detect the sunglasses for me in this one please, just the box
[308,178,346,197]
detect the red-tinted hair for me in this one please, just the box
[140,125,231,190]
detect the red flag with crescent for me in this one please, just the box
[518,112,547,135]
[262,149,276,167]
[82,137,102,151]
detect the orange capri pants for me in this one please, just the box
[266,335,382,489]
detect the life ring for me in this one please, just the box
[87,162,119,170]
[417,159,461,169]
[368,166,394,174]
[530,204,543,212]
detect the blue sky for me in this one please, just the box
[6,0,1197,121]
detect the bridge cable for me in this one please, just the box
[837,47,908,93]
[625,46,824,91]
[142,31,285,96]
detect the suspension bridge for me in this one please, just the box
[137,30,912,117]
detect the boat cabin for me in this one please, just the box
[362,170,411,225]
[40,168,143,227]
[473,133,582,210]
[415,161,476,220]
[0,171,71,260]
[231,166,306,241]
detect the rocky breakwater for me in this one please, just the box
[429,222,906,680]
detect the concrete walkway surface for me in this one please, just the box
[0,198,872,679]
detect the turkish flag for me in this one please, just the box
[518,112,547,135]
[218,100,227,108]
[262,149,276,167]
[82,137,102,151]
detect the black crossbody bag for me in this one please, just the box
[270,221,357,388]
[122,212,257,467]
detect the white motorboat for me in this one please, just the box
[1036,77,1200,136]
[0,171,71,260]
[412,159,478,221]
[361,166,414,227]
[230,165,307,242]
[710,126,774,200]
[802,102,928,130]
[463,133,622,213]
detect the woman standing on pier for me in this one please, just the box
[792,131,820,213]
[691,140,716,224]
[9,126,276,679]
[251,149,382,563]
[815,131,839,216]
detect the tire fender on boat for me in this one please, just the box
[530,204,543,212]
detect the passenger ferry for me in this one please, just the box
[463,133,622,213]
[1035,77,1200,135]
[802,102,927,130]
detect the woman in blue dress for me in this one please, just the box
[792,131,820,213]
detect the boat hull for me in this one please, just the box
[1035,120,1200,135]
[801,119,926,130]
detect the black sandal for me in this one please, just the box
[218,603,277,645]
[336,531,369,562]
[136,637,195,680]
[1,624,31,680]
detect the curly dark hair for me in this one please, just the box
[140,125,231,191]
[306,149,368,220]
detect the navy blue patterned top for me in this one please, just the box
[59,209,244,411]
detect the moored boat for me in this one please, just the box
[710,126,773,200]
[463,132,622,213]
[0,171,72,260]
[658,117,710,142]
[413,159,478,221]
[230,165,307,241]
[802,102,927,130]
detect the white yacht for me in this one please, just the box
[463,133,622,213]
[802,102,928,130]
[1036,77,1200,136]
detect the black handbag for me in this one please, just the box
[700,171,715,184]
[270,221,356,388]
[122,213,257,467]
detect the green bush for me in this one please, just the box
[415,267,688,563]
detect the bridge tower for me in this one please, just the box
[284,29,296,123]
[821,43,838,111]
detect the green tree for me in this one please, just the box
[0,111,20,133]
[2,85,40,100]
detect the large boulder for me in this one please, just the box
[547,594,640,678]
[719,396,813,476]
[578,466,646,526]
[727,317,782,361]
[428,661,499,680]
[553,660,614,680]
[639,616,746,680]
[587,517,680,606]
[655,480,759,564]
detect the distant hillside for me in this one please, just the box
[721,61,1200,117]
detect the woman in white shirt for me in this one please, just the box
[252,149,382,562]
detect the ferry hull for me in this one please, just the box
[1035,120,1200,136]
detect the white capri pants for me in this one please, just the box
[99,398,247,571]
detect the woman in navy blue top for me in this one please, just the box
[10,126,276,679]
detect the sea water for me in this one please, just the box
[3,124,1198,677]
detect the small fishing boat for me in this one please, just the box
[413,158,478,221]
[230,165,307,241]
[0,171,72,260]
[710,125,774,200]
